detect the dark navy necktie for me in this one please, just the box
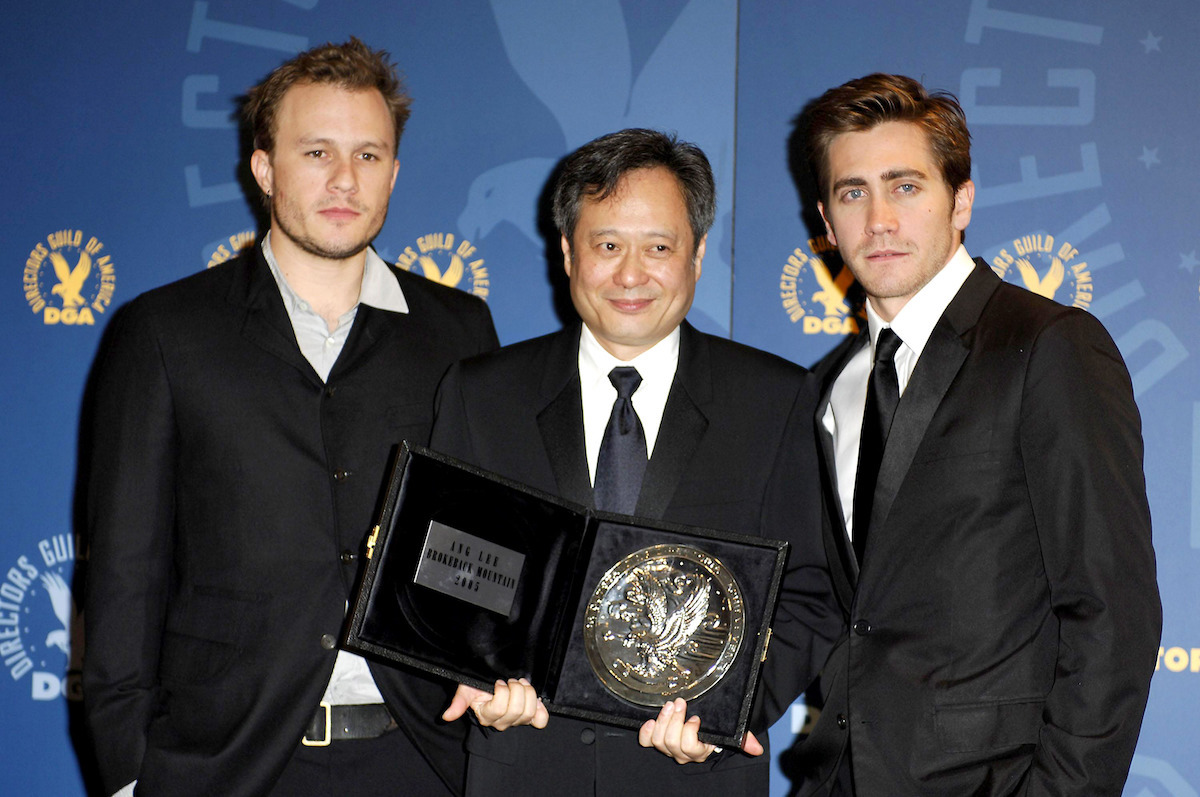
[852,328,902,563]
[593,367,648,514]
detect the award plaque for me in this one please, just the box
[344,444,789,747]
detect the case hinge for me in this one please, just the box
[366,525,380,560]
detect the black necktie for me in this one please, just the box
[852,328,902,562]
[593,367,647,514]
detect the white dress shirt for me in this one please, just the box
[577,324,680,485]
[824,245,976,539]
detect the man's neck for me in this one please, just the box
[269,230,366,331]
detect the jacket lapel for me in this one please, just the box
[328,303,395,382]
[232,248,318,385]
[535,326,593,507]
[868,260,1000,539]
[635,323,709,519]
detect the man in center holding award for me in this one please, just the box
[429,128,841,795]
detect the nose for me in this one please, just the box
[612,253,650,288]
[866,195,896,235]
[326,156,358,194]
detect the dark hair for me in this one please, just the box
[806,73,971,201]
[244,37,412,154]
[552,128,715,256]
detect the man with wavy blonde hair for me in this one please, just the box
[83,39,496,797]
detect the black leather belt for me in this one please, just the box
[302,702,397,746]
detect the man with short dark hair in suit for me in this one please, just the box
[82,39,497,797]
[431,128,842,797]
[789,73,1160,796]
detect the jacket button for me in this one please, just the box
[333,470,351,481]
[326,386,337,397]
[579,727,595,744]
[340,549,357,563]
[320,634,338,650]
[852,620,872,635]
[836,713,848,730]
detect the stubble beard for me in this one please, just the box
[271,196,388,262]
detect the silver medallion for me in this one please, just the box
[583,544,745,706]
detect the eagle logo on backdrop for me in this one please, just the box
[1,534,84,702]
[990,233,1093,310]
[206,230,257,269]
[23,230,116,325]
[778,235,862,335]
[396,233,491,301]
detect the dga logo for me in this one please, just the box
[778,235,861,335]
[206,230,257,269]
[396,233,490,300]
[2,534,83,701]
[23,230,116,325]
[990,234,1093,309]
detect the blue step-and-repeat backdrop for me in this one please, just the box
[2,1,1195,794]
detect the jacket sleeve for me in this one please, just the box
[430,361,478,464]
[471,298,500,356]
[82,301,176,794]
[752,376,844,733]
[1019,310,1161,795]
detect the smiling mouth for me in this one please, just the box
[607,297,655,312]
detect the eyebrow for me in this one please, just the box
[831,176,867,192]
[296,136,391,151]
[587,227,679,241]
[831,168,929,193]
[882,168,928,182]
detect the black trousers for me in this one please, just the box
[269,729,457,796]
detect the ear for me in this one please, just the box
[817,201,838,247]
[561,234,573,278]
[250,149,273,198]
[691,233,707,282]
[389,159,400,193]
[952,179,975,233]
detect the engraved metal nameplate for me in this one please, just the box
[584,544,745,707]
[413,521,525,616]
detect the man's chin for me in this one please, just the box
[295,236,373,262]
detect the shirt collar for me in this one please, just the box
[867,244,974,358]
[578,324,681,389]
[261,231,408,315]
[577,324,681,469]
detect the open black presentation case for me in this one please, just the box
[344,443,789,747]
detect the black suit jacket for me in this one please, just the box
[792,260,1161,796]
[430,321,842,797]
[82,247,498,796]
